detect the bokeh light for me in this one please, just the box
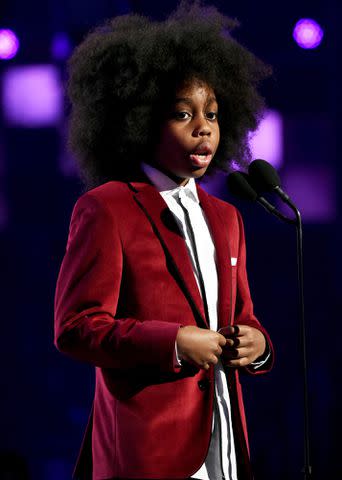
[2,65,63,126]
[249,109,283,169]
[0,29,20,60]
[293,18,324,49]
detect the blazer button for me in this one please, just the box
[198,379,210,391]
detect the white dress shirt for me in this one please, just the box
[141,162,238,480]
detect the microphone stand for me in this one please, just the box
[257,196,296,225]
[228,167,312,477]
[274,186,312,480]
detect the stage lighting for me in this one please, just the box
[2,65,62,127]
[249,110,283,169]
[293,18,324,49]
[0,29,19,60]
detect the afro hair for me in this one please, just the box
[66,0,272,189]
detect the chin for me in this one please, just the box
[188,166,208,177]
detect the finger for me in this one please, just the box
[208,354,219,365]
[214,345,223,357]
[226,336,251,348]
[217,333,227,347]
[234,325,253,337]
[226,336,241,347]
[222,325,239,338]
[223,347,250,359]
[225,356,251,368]
[203,362,210,370]
[225,325,245,338]
[219,325,235,337]
[225,338,235,348]
[233,325,240,336]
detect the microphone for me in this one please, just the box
[227,171,295,224]
[248,159,293,207]
[226,171,257,201]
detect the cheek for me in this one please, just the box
[156,127,185,166]
[213,126,220,152]
[215,124,220,141]
[163,126,188,153]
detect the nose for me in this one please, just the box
[192,115,211,137]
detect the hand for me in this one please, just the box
[176,326,227,370]
[220,325,266,368]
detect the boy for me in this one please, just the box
[54,3,274,479]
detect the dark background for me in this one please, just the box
[0,1,340,479]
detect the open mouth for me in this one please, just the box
[189,152,213,166]
[189,143,213,167]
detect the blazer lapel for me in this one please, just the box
[196,184,233,330]
[128,180,209,329]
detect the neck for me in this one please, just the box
[145,162,190,186]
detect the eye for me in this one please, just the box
[173,111,192,120]
[206,111,218,121]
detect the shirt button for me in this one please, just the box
[198,379,210,391]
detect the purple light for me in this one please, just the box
[293,18,323,49]
[282,165,335,223]
[51,32,72,60]
[0,29,20,60]
[249,110,283,169]
[2,65,63,127]
[225,110,283,173]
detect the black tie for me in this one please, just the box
[177,190,210,325]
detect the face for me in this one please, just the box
[153,79,220,185]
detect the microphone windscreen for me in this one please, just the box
[227,171,258,202]
[248,159,281,192]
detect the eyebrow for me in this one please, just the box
[174,96,218,106]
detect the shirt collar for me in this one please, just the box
[141,161,200,203]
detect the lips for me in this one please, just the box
[189,142,213,167]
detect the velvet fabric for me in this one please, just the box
[54,175,274,480]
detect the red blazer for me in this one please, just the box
[54,174,274,480]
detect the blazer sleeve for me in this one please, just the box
[54,192,182,373]
[234,208,274,375]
